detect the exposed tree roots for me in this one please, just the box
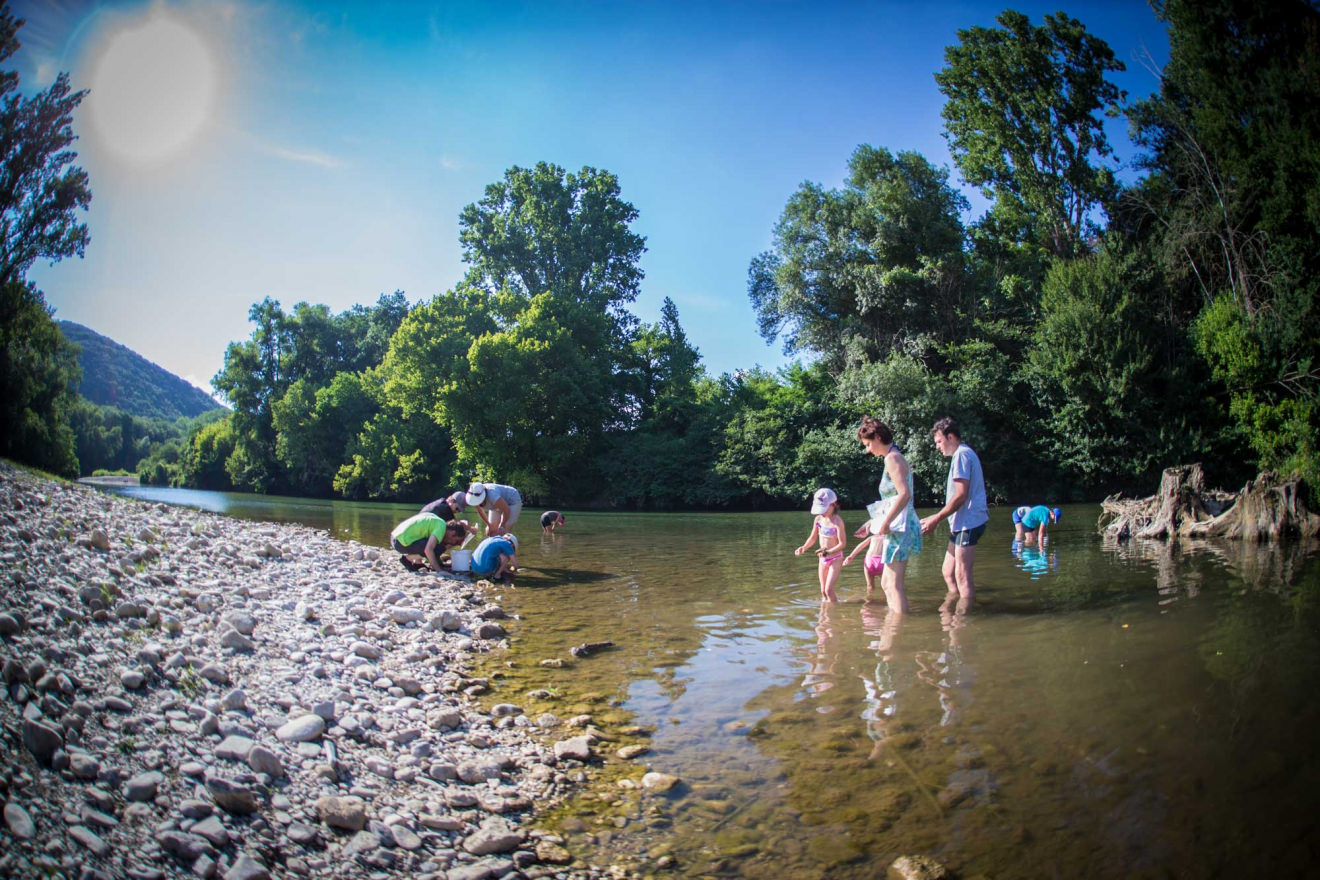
[1100,464,1320,543]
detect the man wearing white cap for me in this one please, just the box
[458,482,523,537]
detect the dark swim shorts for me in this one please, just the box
[949,523,987,547]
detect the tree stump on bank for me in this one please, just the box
[1100,464,1320,543]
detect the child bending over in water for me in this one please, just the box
[796,487,846,602]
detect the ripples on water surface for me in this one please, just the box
[107,488,1320,878]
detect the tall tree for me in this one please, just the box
[439,162,650,485]
[750,145,970,370]
[936,9,1125,260]
[0,3,91,286]
[628,297,702,429]
[0,4,90,476]
[0,278,79,474]
[459,162,646,317]
[211,298,291,491]
[1128,0,1320,493]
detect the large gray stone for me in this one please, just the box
[69,752,102,779]
[68,824,110,856]
[219,629,255,652]
[276,714,325,743]
[125,770,164,802]
[315,795,366,831]
[157,830,215,862]
[205,775,259,815]
[191,815,230,847]
[247,745,284,779]
[389,607,424,624]
[3,802,35,839]
[215,735,255,762]
[552,736,593,763]
[21,718,63,765]
[461,818,524,855]
[389,824,422,851]
[223,612,257,635]
[351,641,380,660]
[223,854,271,880]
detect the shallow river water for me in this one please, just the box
[104,486,1320,879]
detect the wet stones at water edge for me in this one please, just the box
[570,640,615,658]
[889,854,951,880]
[0,462,620,879]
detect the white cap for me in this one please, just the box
[504,534,518,551]
[810,487,838,515]
[465,482,487,507]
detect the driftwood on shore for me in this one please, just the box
[1099,464,1320,542]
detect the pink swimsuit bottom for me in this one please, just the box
[865,555,885,576]
[821,553,843,565]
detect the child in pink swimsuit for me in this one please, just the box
[796,487,847,602]
[843,528,885,601]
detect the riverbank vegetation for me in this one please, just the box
[4,0,1317,509]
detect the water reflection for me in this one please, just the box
[1010,541,1057,578]
[803,602,843,700]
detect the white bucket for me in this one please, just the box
[450,548,472,572]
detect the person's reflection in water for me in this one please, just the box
[859,601,904,755]
[802,601,842,701]
[922,597,974,728]
[1011,541,1057,579]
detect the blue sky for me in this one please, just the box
[14,0,1169,397]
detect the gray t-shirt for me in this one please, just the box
[945,443,988,532]
[479,484,521,510]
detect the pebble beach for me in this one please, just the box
[0,461,622,880]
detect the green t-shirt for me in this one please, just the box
[391,512,447,546]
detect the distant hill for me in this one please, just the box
[58,321,226,421]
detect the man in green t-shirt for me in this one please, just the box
[390,513,473,572]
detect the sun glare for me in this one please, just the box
[88,15,217,163]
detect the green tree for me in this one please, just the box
[713,364,873,508]
[0,3,91,286]
[273,372,380,495]
[750,145,970,370]
[179,413,237,490]
[936,9,1125,261]
[211,297,290,491]
[1023,244,1226,491]
[442,293,607,486]
[0,4,90,476]
[1127,0,1320,496]
[0,279,78,474]
[628,296,702,429]
[459,161,646,322]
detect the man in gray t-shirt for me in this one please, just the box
[920,417,988,609]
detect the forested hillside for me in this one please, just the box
[59,321,224,420]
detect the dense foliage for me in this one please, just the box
[5,2,1316,509]
[0,3,89,477]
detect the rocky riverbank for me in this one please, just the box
[0,462,616,880]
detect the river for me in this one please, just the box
[101,485,1320,879]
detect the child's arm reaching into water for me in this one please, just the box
[843,532,877,566]
[795,520,821,556]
